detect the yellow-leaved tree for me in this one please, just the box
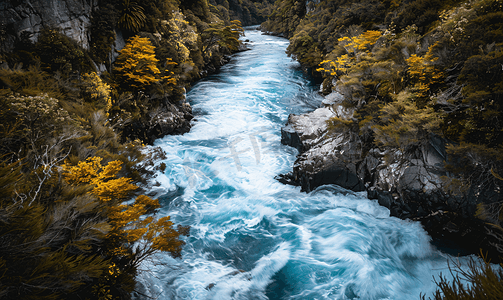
[81,72,112,115]
[373,90,442,149]
[62,156,189,260]
[114,35,176,92]
[316,30,382,77]
[339,30,382,54]
[406,43,444,100]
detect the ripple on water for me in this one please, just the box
[136,28,479,300]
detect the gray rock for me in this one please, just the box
[280,124,303,153]
[285,106,334,150]
[1,0,98,52]
[280,104,453,214]
[121,101,193,145]
[280,106,366,192]
[321,91,343,107]
[279,100,503,260]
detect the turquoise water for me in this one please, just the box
[136,28,470,300]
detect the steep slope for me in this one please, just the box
[0,0,252,298]
[265,0,503,263]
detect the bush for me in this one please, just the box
[90,4,118,66]
[35,28,94,75]
[423,256,503,300]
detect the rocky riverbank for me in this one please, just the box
[118,101,193,145]
[1,1,254,146]
[278,93,503,261]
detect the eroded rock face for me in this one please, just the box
[280,103,502,260]
[280,105,451,207]
[280,106,365,192]
[120,101,193,145]
[1,0,98,51]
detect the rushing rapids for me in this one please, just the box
[135,28,475,300]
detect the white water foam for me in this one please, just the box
[135,28,482,300]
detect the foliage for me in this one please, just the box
[316,30,382,77]
[90,4,118,66]
[210,0,275,25]
[0,91,75,168]
[0,65,63,98]
[7,92,71,132]
[264,3,503,295]
[63,157,137,202]
[114,35,169,92]
[161,12,200,64]
[62,157,189,260]
[35,28,93,75]
[317,58,348,76]
[267,0,502,159]
[339,30,382,53]
[390,0,464,35]
[287,32,323,68]
[117,0,147,32]
[446,50,503,147]
[202,20,244,56]
[423,256,503,300]
[81,72,113,114]
[0,158,112,299]
[0,69,178,299]
[373,90,442,148]
[443,142,503,223]
[261,0,307,38]
[180,0,212,20]
[406,43,445,101]
[0,0,257,297]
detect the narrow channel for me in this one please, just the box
[136,28,467,300]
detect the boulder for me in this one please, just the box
[280,124,303,153]
[279,103,503,260]
[121,101,193,145]
[280,106,365,192]
[292,134,365,192]
[282,106,335,151]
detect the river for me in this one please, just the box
[135,28,470,300]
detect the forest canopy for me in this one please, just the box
[263,0,503,216]
[262,0,503,297]
[0,0,272,298]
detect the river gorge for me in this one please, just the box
[136,28,475,300]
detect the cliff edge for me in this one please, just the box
[279,94,503,261]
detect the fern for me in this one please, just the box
[117,0,146,32]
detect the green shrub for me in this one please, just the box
[90,4,118,65]
[35,28,94,75]
[117,0,146,32]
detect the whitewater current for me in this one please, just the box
[135,28,473,300]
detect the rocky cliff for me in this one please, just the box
[120,101,193,145]
[1,0,98,52]
[0,0,197,144]
[279,93,503,261]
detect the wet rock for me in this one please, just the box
[279,101,503,260]
[280,106,365,192]
[293,136,365,192]
[121,101,193,144]
[284,107,334,150]
[280,124,303,153]
[321,91,344,107]
[416,211,503,262]
[275,172,297,186]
